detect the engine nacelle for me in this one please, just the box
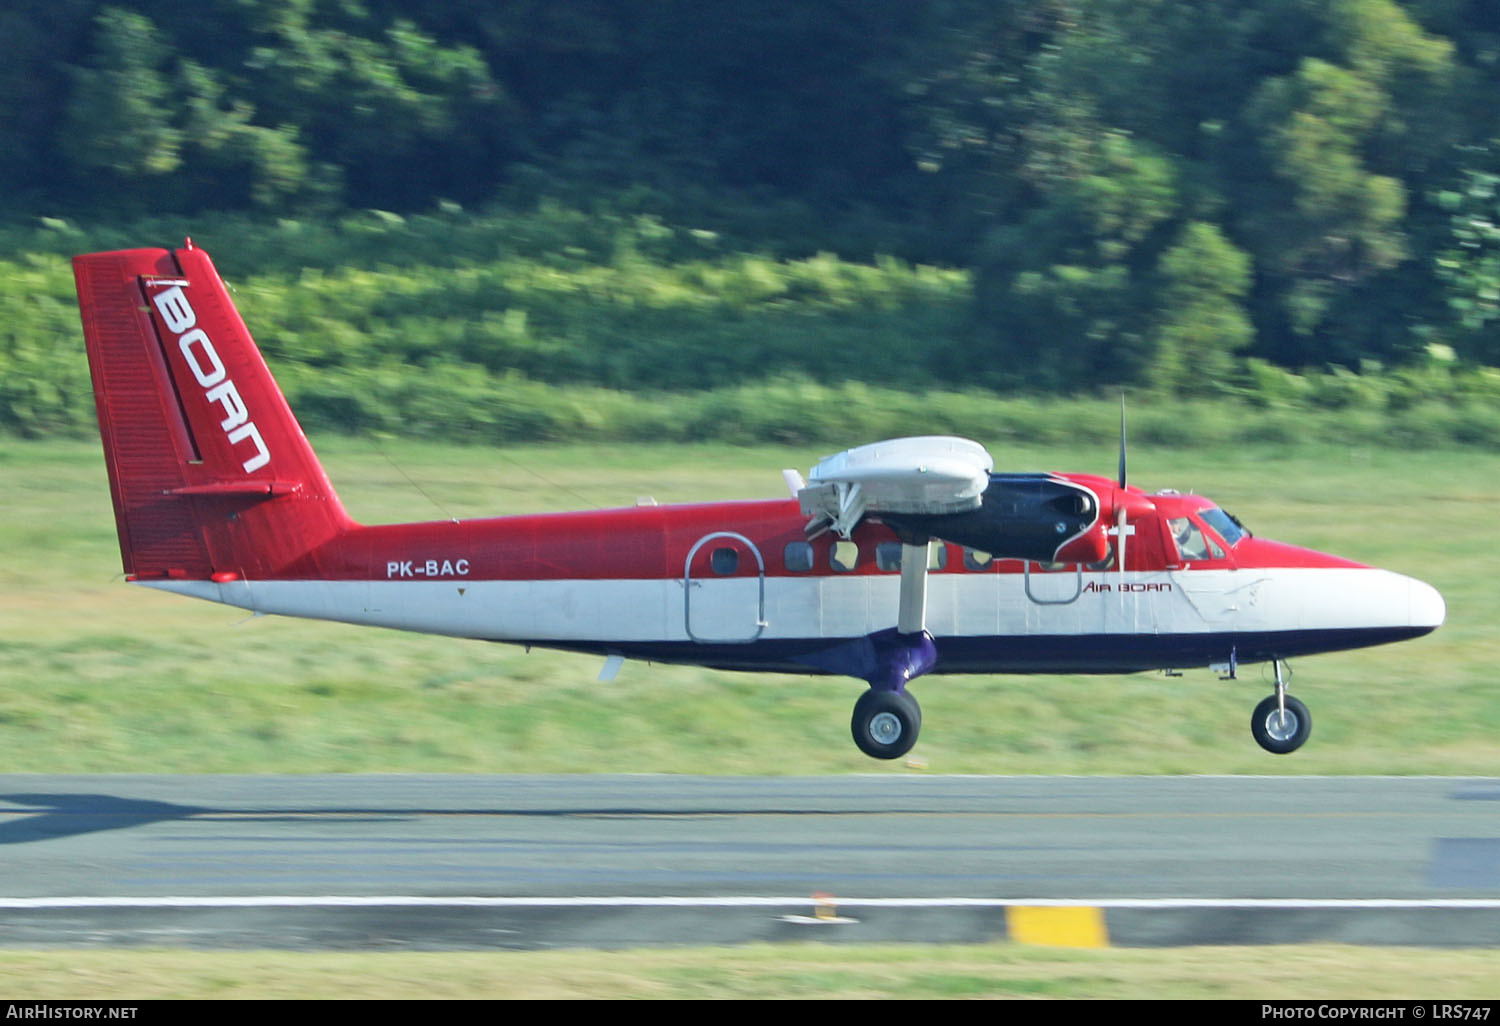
[882,473,1106,564]
[799,436,994,538]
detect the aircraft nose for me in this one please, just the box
[1408,576,1446,630]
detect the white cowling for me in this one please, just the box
[798,436,993,538]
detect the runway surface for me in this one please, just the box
[0,774,1496,948]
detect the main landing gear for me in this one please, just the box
[848,625,936,759]
[1250,658,1311,755]
[849,540,938,760]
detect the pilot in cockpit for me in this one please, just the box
[1171,517,1210,561]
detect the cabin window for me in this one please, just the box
[830,540,859,572]
[964,548,994,571]
[710,547,739,575]
[784,541,814,572]
[877,542,949,572]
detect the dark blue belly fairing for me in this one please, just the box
[523,624,1436,677]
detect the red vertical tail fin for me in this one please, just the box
[74,241,353,580]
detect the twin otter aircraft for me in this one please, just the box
[74,242,1446,760]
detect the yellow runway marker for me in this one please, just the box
[1007,905,1108,948]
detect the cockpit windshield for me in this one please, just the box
[1198,507,1248,547]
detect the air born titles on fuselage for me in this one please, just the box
[1081,580,1173,593]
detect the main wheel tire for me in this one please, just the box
[851,688,921,760]
[1251,694,1311,754]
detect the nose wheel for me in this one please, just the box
[1250,659,1311,754]
[851,688,922,760]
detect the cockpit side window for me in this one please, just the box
[1203,526,1225,560]
[1170,522,1218,561]
[1168,517,1223,561]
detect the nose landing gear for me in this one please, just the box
[1251,658,1311,754]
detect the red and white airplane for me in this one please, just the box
[74,241,1446,760]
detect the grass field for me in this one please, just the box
[0,943,1496,999]
[1,435,1494,776]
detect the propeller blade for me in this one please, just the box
[1117,394,1127,489]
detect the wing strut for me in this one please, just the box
[897,539,930,635]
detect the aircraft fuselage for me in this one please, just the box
[140,483,1444,677]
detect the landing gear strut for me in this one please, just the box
[1251,659,1311,754]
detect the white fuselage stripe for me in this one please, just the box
[141,567,1437,644]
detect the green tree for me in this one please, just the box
[1229,0,1460,366]
[61,7,183,179]
[972,129,1180,389]
[1244,57,1410,334]
[54,1,509,211]
[0,1,97,203]
[59,6,324,211]
[1147,221,1255,393]
[1433,163,1500,364]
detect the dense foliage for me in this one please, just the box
[4,0,1500,437]
[5,206,1500,447]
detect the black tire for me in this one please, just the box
[851,688,921,760]
[1251,694,1311,754]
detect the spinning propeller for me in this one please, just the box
[1113,397,1133,583]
